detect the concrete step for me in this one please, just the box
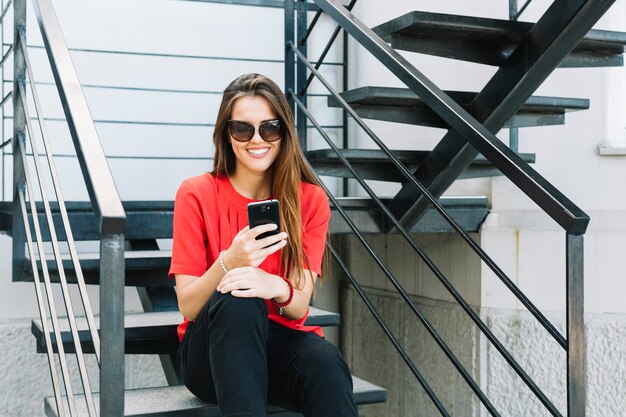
[372,11,626,67]
[328,86,589,128]
[44,376,387,416]
[31,308,340,355]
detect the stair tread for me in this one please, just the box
[372,11,626,67]
[307,148,534,163]
[44,376,387,416]
[31,307,340,351]
[328,87,588,128]
[330,86,590,111]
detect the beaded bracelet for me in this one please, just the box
[218,250,229,274]
[270,277,294,315]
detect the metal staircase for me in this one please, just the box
[0,0,624,416]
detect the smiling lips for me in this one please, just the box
[247,147,270,158]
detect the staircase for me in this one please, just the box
[1,0,624,416]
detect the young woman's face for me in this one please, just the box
[229,95,281,177]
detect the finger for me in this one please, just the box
[236,226,250,236]
[219,279,253,294]
[230,289,259,298]
[257,238,287,258]
[256,231,287,249]
[248,223,279,239]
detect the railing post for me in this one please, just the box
[284,0,295,114]
[100,233,125,417]
[296,0,308,151]
[566,233,585,417]
[12,0,26,282]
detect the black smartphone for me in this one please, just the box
[247,199,281,242]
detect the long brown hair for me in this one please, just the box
[212,73,323,289]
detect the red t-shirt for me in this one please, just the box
[168,173,330,341]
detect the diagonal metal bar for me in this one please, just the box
[18,28,101,364]
[322,179,502,416]
[513,0,534,21]
[0,91,11,108]
[299,0,357,95]
[17,80,98,416]
[14,133,78,417]
[0,43,13,68]
[290,42,568,350]
[313,0,589,235]
[293,92,564,416]
[17,186,66,417]
[0,0,11,25]
[328,244,451,417]
[387,0,609,233]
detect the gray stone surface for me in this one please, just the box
[340,286,626,417]
[0,318,166,417]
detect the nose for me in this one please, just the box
[250,127,264,143]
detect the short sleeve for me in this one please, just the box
[301,185,331,277]
[168,180,209,278]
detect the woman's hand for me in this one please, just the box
[216,266,289,301]
[222,224,287,268]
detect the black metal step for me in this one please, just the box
[330,196,488,234]
[31,308,340,355]
[21,249,173,287]
[329,87,589,128]
[44,376,387,417]
[372,11,626,67]
[1,195,489,244]
[308,148,535,181]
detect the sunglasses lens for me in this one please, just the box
[229,121,254,142]
[259,121,281,142]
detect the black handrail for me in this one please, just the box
[291,92,563,417]
[31,0,125,234]
[312,0,589,235]
[289,41,567,352]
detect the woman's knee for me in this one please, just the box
[209,292,268,326]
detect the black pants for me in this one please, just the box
[178,292,359,417]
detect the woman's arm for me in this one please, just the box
[216,266,317,320]
[176,223,287,320]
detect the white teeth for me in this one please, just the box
[248,148,269,155]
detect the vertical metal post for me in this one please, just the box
[296,0,308,151]
[284,0,295,114]
[12,0,26,282]
[566,233,585,417]
[508,0,518,20]
[1,0,5,201]
[342,29,349,196]
[508,0,519,153]
[100,234,125,417]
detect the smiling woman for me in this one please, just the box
[168,73,358,417]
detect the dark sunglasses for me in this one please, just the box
[227,119,282,142]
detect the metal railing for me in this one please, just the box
[286,0,594,415]
[11,0,126,415]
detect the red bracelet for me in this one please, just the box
[270,277,294,314]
